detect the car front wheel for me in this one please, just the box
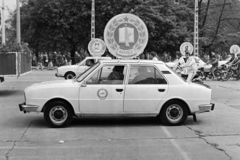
[160,101,188,126]
[64,72,75,79]
[44,100,73,128]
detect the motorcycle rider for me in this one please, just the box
[226,52,237,65]
[181,51,197,83]
[207,53,219,80]
[231,53,240,80]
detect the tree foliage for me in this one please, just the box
[6,0,240,60]
[199,0,240,55]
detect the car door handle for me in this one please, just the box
[116,89,123,92]
[158,89,165,92]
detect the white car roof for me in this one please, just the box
[85,57,111,60]
[98,59,166,65]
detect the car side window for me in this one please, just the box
[86,65,126,85]
[129,66,167,84]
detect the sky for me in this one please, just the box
[1,0,17,19]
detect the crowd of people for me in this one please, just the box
[32,51,81,70]
[32,49,240,81]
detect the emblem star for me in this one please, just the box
[124,16,129,22]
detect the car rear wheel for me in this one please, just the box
[65,72,75,80]
[160,100,188,126]
[44,100,73,128]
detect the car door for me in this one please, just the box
[79,64,126,114]
[124,65,168,113]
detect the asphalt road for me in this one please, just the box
[0,70,240,160]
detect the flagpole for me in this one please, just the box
[2,0,5,46]
[194,0,199,56]
[91,0,95,39]
[16,0,21,46]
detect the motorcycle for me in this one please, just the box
[198,65,223,81]
[175,66,203,84]
[181,72,203,84]
[221,64,240,81]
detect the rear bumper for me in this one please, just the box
[195,103,215,113]
[19,102,39,113]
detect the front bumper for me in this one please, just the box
[19,102,39,113]
[0,76,4,83]
[55,73,64,77]
[196,103,215,113]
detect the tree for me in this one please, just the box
[198,0,240,55]
[10,0,237,60]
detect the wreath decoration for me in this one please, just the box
[106,18,147,54]
[129,19,147,52]
[106,19,123,51]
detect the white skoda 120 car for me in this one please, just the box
[55,57,111,79]
[19,59,214,127]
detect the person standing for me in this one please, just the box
[149,51,158,61]
[32,53,36,66]
[57,52,63,67]
[167,52,172,62]
[52,51,57,67]
[232,53,240,80]
[48,52,53,70]
[162,52,170,62]
[207,54,219,80]
[173,52,182,74]
[37,53,43,70]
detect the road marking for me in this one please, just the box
[162,126,191,160]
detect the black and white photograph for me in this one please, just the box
[0,0,240,159]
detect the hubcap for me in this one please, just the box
[49,106,68,125]
[66,74,74,79]
[166,104,183,123]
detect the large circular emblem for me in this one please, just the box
[88,38,107,57]
[230,45,240,56]
[104,13,149,59]
[180,42,193,56]
[97,88,108,100]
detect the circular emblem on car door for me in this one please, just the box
[97,88,108,100]
[104,13,149,59]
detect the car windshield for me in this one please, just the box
[76,62,100,82]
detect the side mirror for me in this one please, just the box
[81,81,87,87]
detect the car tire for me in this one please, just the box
[44,100,73,128]
[64,72,75,80]
[160,100,188,126]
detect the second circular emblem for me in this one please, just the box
[88,38,106,57]
[180,42,193,56]
[104,13,149,59]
